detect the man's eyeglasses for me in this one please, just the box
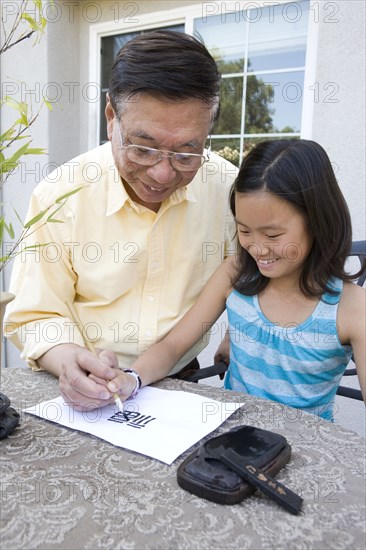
[116,119,210,172]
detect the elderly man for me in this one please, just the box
[5,31,236,410]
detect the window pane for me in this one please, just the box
[213,77,243,135]
[245,71,304,134]
[247,1,309,71]
[195,13,246,74]
[100,90,108,143]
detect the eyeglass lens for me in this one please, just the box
[125,146,206,171]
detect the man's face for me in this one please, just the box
[106,92,214,212]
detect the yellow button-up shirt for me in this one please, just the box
[5,143,237,374]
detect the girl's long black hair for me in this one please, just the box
[230,139,355,298]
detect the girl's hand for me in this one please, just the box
[89,349,140,402]
[106,371,139,402]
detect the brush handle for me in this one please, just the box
[65,302,125,414]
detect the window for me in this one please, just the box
[195,1,309,165]
[96,1,310,166]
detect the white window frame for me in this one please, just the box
[88,0,318,150]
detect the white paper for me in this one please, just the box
[25,387,242,464]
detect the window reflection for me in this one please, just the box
[246,72,304,134]
[247,3,308,71]
[194,0,309,165]
[214,78,243,135]
[195,12,247,73]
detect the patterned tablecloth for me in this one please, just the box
[1,368,365,550]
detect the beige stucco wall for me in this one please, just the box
[310,0,365,241]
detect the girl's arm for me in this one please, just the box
[107,257,235,399]
[338,283,366,402]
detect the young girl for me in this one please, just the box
[106,139,365,420]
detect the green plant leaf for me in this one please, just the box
[0,141,32,174]
[4,96,26,115]
[6,222,15,239]
[23,243,50,250]
[0,218,15,241]
[11,206,25,226]
[0,160,18,174]
[46,202,65,222]
[23,208,49,228]
[46,218,64,223]
[21,13,41,32]
[24,147,47,155]
[44,99,53,111]
[0,128,16,144]
[54,186,84,203]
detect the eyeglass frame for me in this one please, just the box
[115,118,211,172]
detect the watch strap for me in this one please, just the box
[123,369,142,399]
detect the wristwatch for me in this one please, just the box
[123,369,142,399]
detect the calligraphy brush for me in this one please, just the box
[66,302,126,417]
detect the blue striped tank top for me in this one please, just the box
[224,278,353,420]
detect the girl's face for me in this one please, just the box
[235,190,314,282]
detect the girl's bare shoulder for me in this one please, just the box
[209,255,237,299]
[338,282,366,341]
[341,281,366,305]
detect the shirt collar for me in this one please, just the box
[106,160,198,216]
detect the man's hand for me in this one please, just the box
[38,344,120,411]
[88,351,138,403]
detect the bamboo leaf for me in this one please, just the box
[11,207,25,226]
[5,222,15,239]
[44,99,53,111]
[21,14,40,32]
[54,186,84,203]
[0,128,16,143]
[24,208,49,228]
[46,218,64,224]
[1,134,31,146]
[1,96,28,111]
[47,201,65,221]
[0,141,31,173]
[23,243,50,250]
[0,218,15,240]
[3,96,19,109]
[24,147,47,155]
[0,160,19,174]
[20,113,29,126]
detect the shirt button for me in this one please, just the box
[147,296,154,302]
[145,331,152,337]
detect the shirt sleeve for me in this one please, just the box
[224,206,237,258]
[3,182,84,369]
